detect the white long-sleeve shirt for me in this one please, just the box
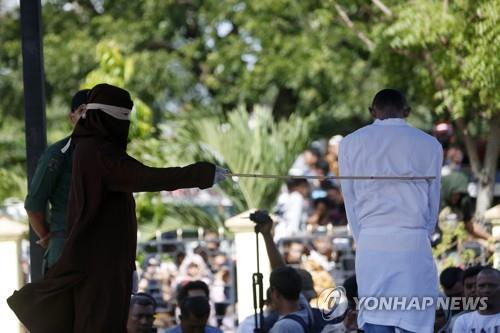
[338,118,443,333]
[452,311,500,332]
[274,191,308,241]
[339,118,442,241]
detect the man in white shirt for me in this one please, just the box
[274,179,310,241]
[338,89,443,333]
[452,267,500,333]
[447,265,483,332]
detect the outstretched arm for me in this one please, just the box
[103,152,217,193]
[251,211,286,269]
[465,219,493,241]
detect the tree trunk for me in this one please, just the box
[455,118,481,176]
[475,113,500,219]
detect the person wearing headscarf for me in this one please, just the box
[24,89,88,275]
[326,135,343,177]
[440,171,496,246]
[8,83,227,332]
[175,253,212,287]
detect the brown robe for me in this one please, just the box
[8,84,215,332]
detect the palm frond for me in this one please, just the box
[176,105,317,211]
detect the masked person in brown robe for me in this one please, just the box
[7,83,228,332]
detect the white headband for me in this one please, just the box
[85,103,132,120]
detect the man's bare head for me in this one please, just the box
[369,89,410,120]
[477,267,500,309]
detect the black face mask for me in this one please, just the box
[72,83,134,149]
[72,109,130,150]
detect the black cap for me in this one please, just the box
[71,89,90,112]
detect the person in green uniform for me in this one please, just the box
[24,89,89,275]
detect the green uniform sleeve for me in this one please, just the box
[24,148,63,213]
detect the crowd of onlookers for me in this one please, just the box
[127,211,500,333]
[277,123,500,268]
[133,231,235,332]
[131,229,356,332]
[275,135,347,240]
[125,121,500,332]
[436,264,500,332]
[430,122,499,268]
[128,123,500,332]
[126,210,360,333]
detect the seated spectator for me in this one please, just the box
[310,159,331,197]
[155,298,178,333]
[326,135,343,177]
[324,183,347,226]
[127,293,156,333]
[193,245,210,265]
[435,293,452,333]
[448,265,484,331]
[307,184,347,229]
[308,236,337,272]
[212,265,231,303]
[452,268,500,332]
[137,258,166,309]
[440,267,464,299]
[175,254,212,286]
[301,259,335,304]
[204,230,221,254]
[441,144,465,176]
[440,171,497,251]
[176,280,221,331]
[440,266,465,318]
[432,121,455,150]
[176,250,187,267]
[167,296,221,333]
[177,280,211,302]
[284,240,306,265]
[274,179,310,241]
[323,274,359,333]
[307,197,331,228]
[296,269,317,303]
[290,146,322,176]
[209,252,229,274]
[140,257,162,288]
[463,265,483,299]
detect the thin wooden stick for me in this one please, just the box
[371,0,393,17]
[227,173,435,181]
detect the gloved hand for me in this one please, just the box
[213,165,229,184]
